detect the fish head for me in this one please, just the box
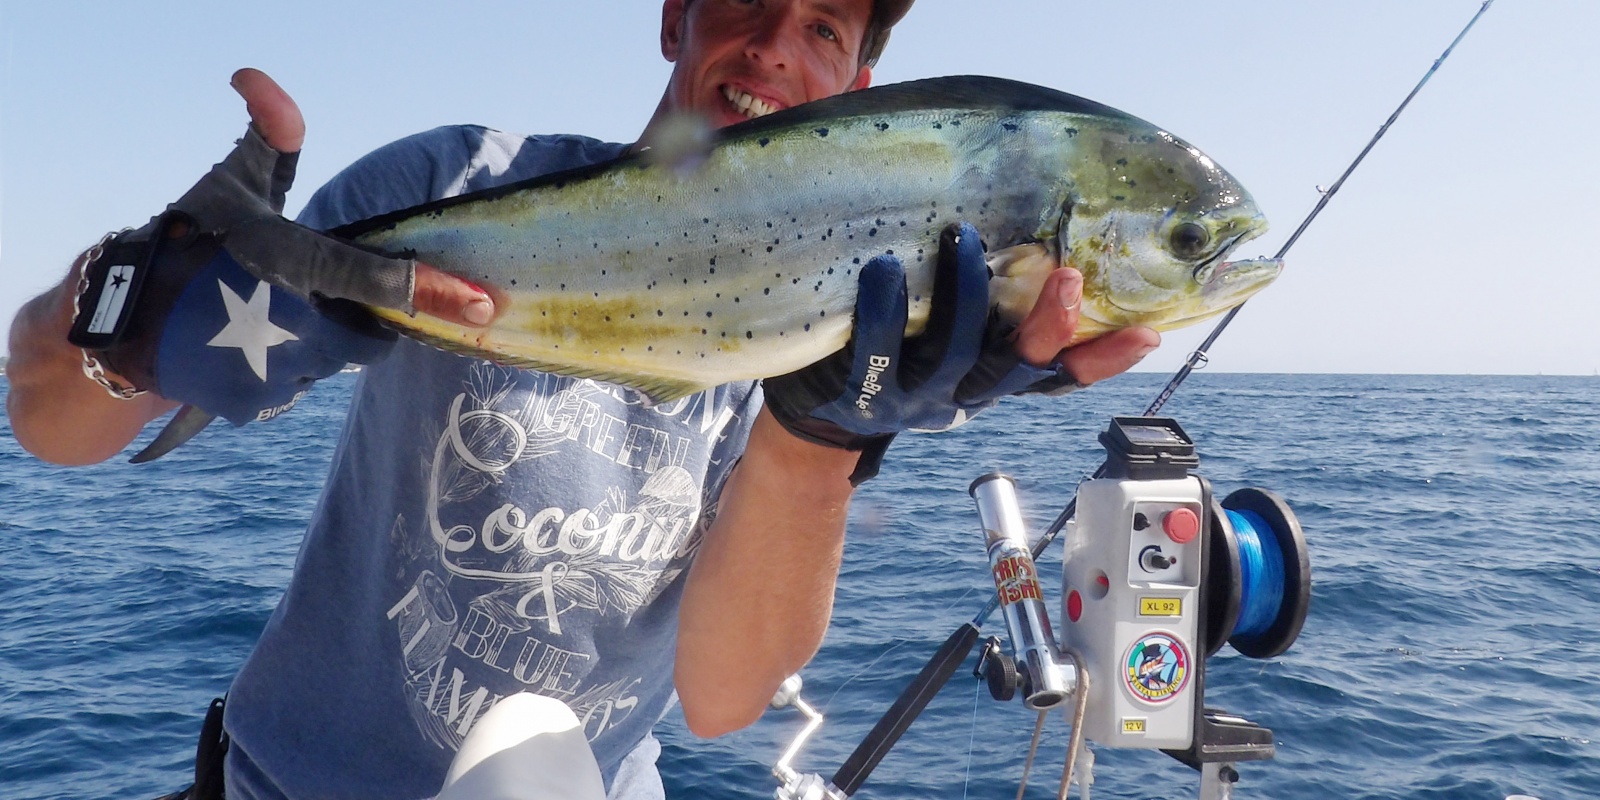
[1058,127,1282,335]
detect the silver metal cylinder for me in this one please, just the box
[970,473,1073,709]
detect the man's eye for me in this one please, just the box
[815,23,838,41]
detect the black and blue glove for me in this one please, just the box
[763,223,1079,484]
[67,126,414,460]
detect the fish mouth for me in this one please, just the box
[1103,256,1283,318]
[720,85,783,119]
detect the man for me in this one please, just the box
[6,1,1159,797]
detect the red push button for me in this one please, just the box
[1163,507,1200,544]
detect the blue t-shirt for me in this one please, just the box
[222,126,763,800]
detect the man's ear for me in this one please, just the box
[661,0,689,61]
[850,65,873,91]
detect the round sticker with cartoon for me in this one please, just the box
[1124,632,1191,703]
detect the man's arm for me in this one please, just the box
[674,408,857,737]
[6,267,179,465]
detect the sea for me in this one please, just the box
[2,372,1596,800]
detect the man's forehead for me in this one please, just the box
[811,0,874,23]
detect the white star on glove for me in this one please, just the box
[206,279,298,381]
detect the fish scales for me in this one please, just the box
[339,76,1281,403]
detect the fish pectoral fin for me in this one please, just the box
[986,243,1059,328]
[130,405,217,463]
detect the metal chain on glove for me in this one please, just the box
[71,228,147,400]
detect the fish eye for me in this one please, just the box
[1168,221,1211,260]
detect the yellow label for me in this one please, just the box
[1123,717,1148,734]
[1140,597,1182,617]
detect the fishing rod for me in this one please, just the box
[979,0,1499,629]
[773,3,1498,798]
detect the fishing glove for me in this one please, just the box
[763,223,1079,484]
[68,126,408,428]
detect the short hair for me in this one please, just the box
[861,0,913,67]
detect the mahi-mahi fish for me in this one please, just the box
[341,75,1281,403]
[134,76,1280,461]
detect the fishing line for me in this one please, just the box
[1227,508,1286,639]
[961,679,982,800]
[965,0,1496,631]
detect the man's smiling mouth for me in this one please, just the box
[721,85,779,118]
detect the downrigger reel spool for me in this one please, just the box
[1200,487,1312,659]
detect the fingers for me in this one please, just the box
[908,223,989,389]
[231,68,305,153]
[414,263,497,327]
[1011,267,1084,367]
[1060,326,1161,386]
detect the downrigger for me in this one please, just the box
[768,416,1312,800]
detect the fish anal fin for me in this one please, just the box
[380,319,712,406]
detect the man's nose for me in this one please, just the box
[744,7,798,69]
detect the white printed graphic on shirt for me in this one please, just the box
[385,364,740,751]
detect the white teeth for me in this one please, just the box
[722,86,776,119]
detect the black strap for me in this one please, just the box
[191,696,229,800]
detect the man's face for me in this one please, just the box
[660,0,875,130]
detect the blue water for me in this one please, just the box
[3,373,1597,799]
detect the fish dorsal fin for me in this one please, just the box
[332,76,1135,242]
[715,75,1141,142]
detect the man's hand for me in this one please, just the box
[229,69,492,324]
[762,222,1160,483]
[1011,258,1161,385]
[5,69,499,464]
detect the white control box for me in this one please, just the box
[1061,475,1204,750]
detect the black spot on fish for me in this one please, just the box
[955,206,964,214]
[814,127,829,137]
[1003,122,1018,131]
[763,287,770,296]
[875,122,889,131]
[852,257,860,265]
[767,246,774,253]
[933,122,943,129]
[1116,158,1129,166]
[559,283,566,290]
[709,257,716,266]
[706,311,714,318]
[759,137,770,147]
[510,279,518,286]
[804,323,812,332]
[648,345,654,352]
[1114,195,1126,201]
[657,310,664,317]
[868,228,877,237]
[746,331,753,339]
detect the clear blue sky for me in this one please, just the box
[2,1,1592,374]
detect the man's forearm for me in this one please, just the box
[674,407,859,737]
[6,259,175,465]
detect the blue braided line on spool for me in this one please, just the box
[1226,508,1286,639]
